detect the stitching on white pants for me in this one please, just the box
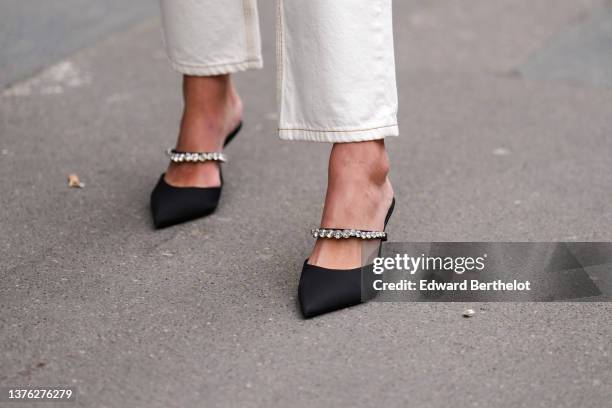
[276,0,285,126]
[170,58,262,69]
[278,123,398,133]
[242,0,256,62]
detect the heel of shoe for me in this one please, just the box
[223,121,242,147]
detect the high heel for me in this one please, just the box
[150,122,242,229]
[298,198,396,318]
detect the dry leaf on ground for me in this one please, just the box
[67,173,85,188]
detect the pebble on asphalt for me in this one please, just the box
[463,309,475,318]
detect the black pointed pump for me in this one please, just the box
[150,122,242,229]
[298,197,396,318]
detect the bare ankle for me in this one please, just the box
[164,75,242,188]
[183,74,231,106]
[329,140,390,187]
[176,75,242,151]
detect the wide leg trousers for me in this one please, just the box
[160,0,398,143]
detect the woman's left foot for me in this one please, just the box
[299,140,395,318]
[309,140,394,269]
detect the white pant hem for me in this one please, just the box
[278,124,399,143]
[168,58,263,76]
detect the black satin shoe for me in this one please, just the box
[298,197,395,318]
[150,122,242,229]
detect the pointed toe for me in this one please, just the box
[298,261,363,318]
[150,175,222,229]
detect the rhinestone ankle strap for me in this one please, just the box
[311,228,388,241]
[166,149,227,163]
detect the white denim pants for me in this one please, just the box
[160,0,398,143]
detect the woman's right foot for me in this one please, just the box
[150,74,242,229]
[164,74,243,188]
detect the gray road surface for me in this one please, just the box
[1,1,612,407]
[0,0,157,88]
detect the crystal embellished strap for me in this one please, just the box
[166,149,227,163]
[312,228,388,241]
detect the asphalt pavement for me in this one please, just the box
[1,1,612,407]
